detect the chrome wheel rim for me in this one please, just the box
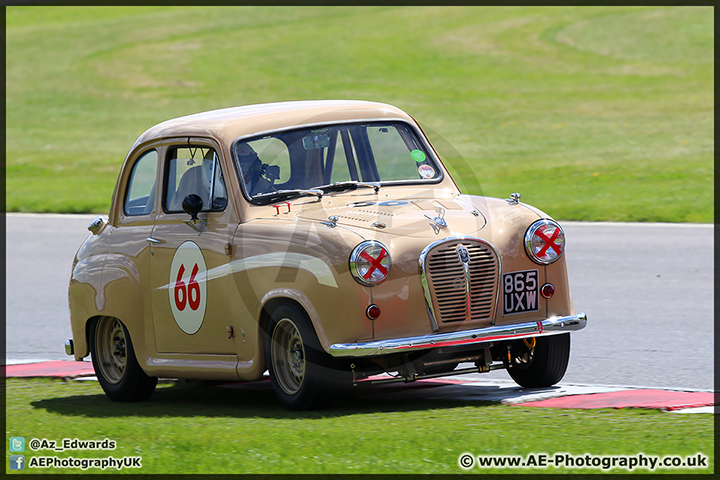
[271,318,305,395]
[95,317,127,384]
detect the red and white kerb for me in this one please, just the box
[350,241,391,286]
[524,220,565,265]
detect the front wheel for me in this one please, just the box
[507,333,570,388]
[91,317,157,402]
[264,304,338,410]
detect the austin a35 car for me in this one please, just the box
[67,100,587,409]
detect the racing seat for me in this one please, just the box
[169,166,208,212]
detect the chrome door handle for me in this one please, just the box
[146,237,163,244]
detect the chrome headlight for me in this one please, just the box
[349,240,391,286]
[524,219,565,265]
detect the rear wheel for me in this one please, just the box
[91,317,157,401]
[264,304,338,410]
[507,333,570,388]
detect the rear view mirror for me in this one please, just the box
[302,134,329,150]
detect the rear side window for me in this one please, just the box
[124,150,158,216]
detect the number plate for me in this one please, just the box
[503,269,539,315]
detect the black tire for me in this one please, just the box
[264,303,339,410]
[507,333,570,388]
[90,317,157,402]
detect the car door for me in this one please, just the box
[108,146,161,342]
[148,138,239,355]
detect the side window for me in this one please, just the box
[124,149,158,216]
[164,146,227,213]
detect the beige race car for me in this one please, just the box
[67,100,587,409]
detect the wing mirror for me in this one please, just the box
[182,194,203,221]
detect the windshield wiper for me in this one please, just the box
[315,181,380,194]
[252,189,323,205]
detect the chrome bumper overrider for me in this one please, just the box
[65,339,74,356]
[329,313,587,358]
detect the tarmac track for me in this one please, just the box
[4,214,714,391]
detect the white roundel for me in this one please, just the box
[168,241,207,334]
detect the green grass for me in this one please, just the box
[4,378,714,474]
[6,6,714,221]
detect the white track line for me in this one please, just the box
[670,406,716,414]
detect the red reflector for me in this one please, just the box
[541,283,555,299]
[366,304,381,320]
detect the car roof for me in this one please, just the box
[131,100,416,151]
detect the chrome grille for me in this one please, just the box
[421,239,498,327]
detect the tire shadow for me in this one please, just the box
[29,377,503,419]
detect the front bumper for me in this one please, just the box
[329,312,587,358]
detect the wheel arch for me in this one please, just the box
[258,289,328,352]
[69,253,151,362]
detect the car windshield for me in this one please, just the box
[231,122,441,204]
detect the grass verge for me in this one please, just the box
[5,6,713,221]
[4,377,714,474]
